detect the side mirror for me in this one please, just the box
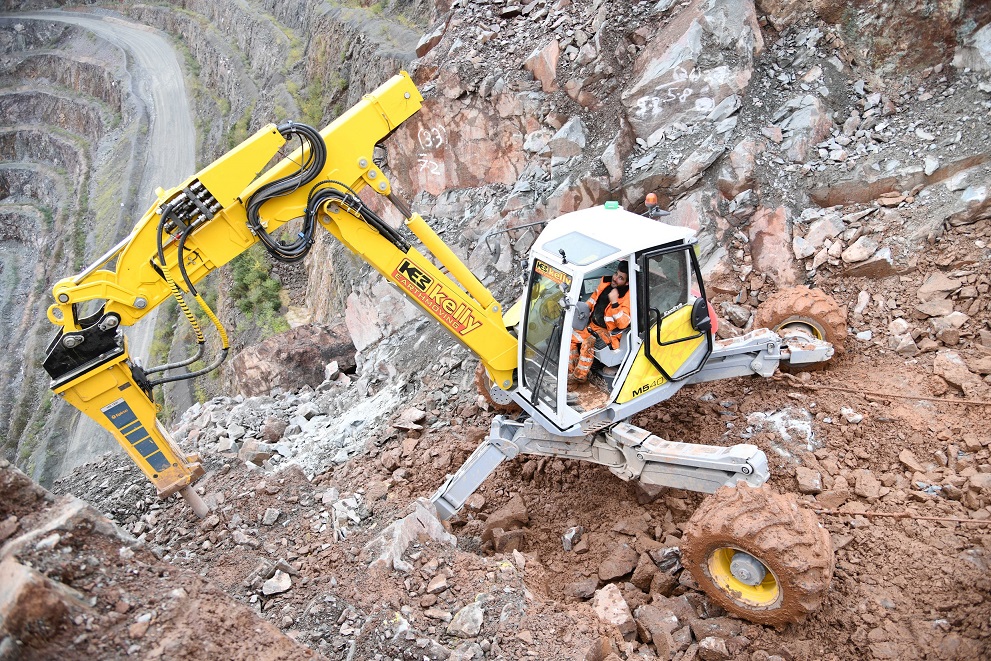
[691,298,711,333]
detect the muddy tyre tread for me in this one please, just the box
[682,483,834,626]
[754,286,846,372]
[755,286,846,354]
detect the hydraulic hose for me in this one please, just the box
[148,291,229,387]
[149,201,229,384]
[307,181,410,253]
[147,202,207,375]
[245,122,327,263]
[144,264,205,376]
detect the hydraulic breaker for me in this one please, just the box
[45,328,206,513]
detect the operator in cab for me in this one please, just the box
[569,261,631,382]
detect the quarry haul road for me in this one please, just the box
[16,9,195,478]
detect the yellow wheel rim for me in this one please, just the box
[707,547,780,608]
[776,316,825,341]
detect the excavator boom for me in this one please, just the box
[44,72,516,503]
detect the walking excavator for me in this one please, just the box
[44,72,845,625]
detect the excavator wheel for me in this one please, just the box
[474,362,520,414]
[754,286,846,371]
[682,483,834,627]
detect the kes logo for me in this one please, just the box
[396,260,431,292]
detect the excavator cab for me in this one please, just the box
[514,204,713,432]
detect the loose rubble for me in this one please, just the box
[4,0,991,659]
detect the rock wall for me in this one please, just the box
[0,129,88,183]
[0,165,67,211]
[0,91,105,142]
[0,15,144,484]
[8,53,125,111]
[757,0,991,71]
[125,0,424,166]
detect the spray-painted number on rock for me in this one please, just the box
[633,65,718,118]
[418,154,441,176]
[418,127,447,150]
[634,88,716,118]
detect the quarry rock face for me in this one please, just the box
[230,324,356,397]
[387,89,534,196]
[757,0,988,71]
[620,0,763,145]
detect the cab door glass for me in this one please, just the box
[640,247,709,382]
[521,260,572,413]
[645,250,690,316]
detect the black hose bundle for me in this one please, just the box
[144,121,408,387]
[305,180,411,254]
[245,122,327,263]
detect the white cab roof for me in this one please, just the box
[533,205,696,266]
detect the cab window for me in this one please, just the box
[645,250,689,316]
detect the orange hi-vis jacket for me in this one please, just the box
[586,277,631,349]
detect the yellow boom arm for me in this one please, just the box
[44,72,517,504]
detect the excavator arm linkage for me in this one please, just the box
[43,72,516,508]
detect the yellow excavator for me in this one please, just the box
[44,72,845,625]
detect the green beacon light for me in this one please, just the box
[604,201,620,210]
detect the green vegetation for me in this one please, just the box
[8,370,37,462]
[175,32,202,79]
[40,207,53,231]
[22,390,53,463]
[230,245,289,337]
[73,186,89,271]
[228,103,256,149]
[337,0,421,28]
[270,15,303,70]
[298,80,324,126]
[17,386,54,475]
[149,297,180,369]
[188,358,211,404]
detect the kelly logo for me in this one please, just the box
[396,260,432,292]
[535,260,571,287]
[392,260,483,336]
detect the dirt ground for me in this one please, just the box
[10,213,982,660]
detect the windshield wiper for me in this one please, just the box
[531,314,564,409]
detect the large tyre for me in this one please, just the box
[754,286,846,370]
[682,483,834,626]
[474,362,520,414]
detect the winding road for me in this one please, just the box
[15,9,195,477]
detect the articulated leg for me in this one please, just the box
[605,422,769,492]
[431,417,770,521]
[430,417,522,520]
